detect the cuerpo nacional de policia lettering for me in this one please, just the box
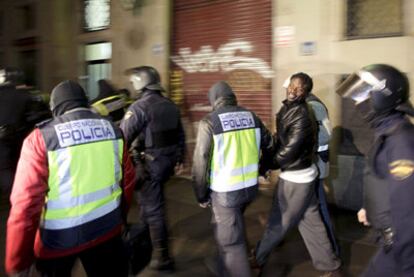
[218,111,255,132]
[54,119,116,147]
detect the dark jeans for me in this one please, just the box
[210,192,252,277]
[255,178,341,271]
[36,236,128,277]
[316,178,340,255]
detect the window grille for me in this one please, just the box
[347,0,403,39]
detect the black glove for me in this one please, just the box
[381,227,394,253]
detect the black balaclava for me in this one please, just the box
[208,81,237,108]
[356,98,404,129]
[50,80,89,117]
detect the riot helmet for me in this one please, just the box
[125,66,164,93]
[336,64,412,116]
[0,67,24,86]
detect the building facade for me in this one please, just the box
[1,0,413,208]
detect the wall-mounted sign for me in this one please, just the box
[274,26,295,47]
[152,44,164,55]
[300,41,317,55]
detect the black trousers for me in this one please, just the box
[0,167,15,195]
[135,158,174,251]
[36,235,128,277]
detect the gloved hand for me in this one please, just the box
[199,199,211,208]
[381,227,394,253]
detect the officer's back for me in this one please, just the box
[121,66,185,164]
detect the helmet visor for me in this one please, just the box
[336,72,375,104]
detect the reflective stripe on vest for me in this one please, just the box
[92,95,126,116]
[43,138,123,230]
[210,128,261,192]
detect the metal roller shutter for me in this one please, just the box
[170,0,272,167]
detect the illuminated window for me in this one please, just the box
[84,0,110,31]
[83,42,112,99]
[347,0,403,39]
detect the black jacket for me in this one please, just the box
[0,85,50,169]
[274,100,317,171]
[120,89,186,165]
[192,82,273,205]
[367,115,414,274]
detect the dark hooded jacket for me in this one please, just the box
[191,81,273,205]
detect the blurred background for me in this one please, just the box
[0,0,412,210]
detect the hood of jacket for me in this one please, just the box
[208,81,237,110]
[50,80,89,117]
[93,79,117,102]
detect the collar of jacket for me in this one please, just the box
[141,89,162,97]
[282,98,305,107]
[374,112,407,137]
[213,96,237,110]
[62,107,91,115]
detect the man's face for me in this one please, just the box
[286,77,307,102]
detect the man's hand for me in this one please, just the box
[199,200,211,208]
[174,162,184,175]
[9,267,31,277]
[357,208,371,226]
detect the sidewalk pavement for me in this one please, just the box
[1,176,378,277]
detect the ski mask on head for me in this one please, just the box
[50,80,89,117]
[208,81,236,108]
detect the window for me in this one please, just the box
[347,0,403,39]
[84,0,110,31]
[83,42,112,100]
[18,4,36,32]
[19,50,37,87]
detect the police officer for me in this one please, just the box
[5,80,135,276]
[91,79,131,125]
[337,64,414,277]
[192,81,273,277]
[0,67,49,196]
[120,66,186,272]
[357,168,393,251]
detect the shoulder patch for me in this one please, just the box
[389,159,414,180]
[123,110,134,120]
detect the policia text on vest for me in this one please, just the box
[54,119,115,147]
[218,112,255,132]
